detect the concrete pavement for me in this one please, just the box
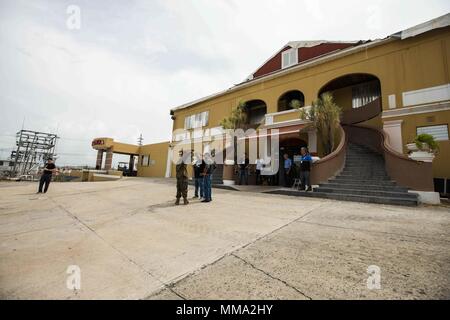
[0,178,449,299]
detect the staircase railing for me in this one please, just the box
[310,125,347,185]
[344,125,434,191]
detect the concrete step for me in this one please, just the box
[345,161,385,165]
[337,174,391,180]
[338,170,389,175]
[345,158,384,162]
[320,182,408,192]
[342,167,386,172]
[341,171,388,177]
[316,187,417,199]
[330,178,396,186]
[265,189,418,206]
[346,155,383,159]
[344,166,385,170]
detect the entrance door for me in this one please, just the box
[278,138,307,186]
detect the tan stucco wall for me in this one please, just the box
[112,142,140,155]
[330,86,353,112]
[137,141,170,178]
[384,110,450,179]
[273,110,300,123]
[91,138,140,154]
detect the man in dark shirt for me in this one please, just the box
[299,147,312,191]
[202,153,215,203]
[37,158,56,193]
[193,155,205,199]
[238,155,249,185]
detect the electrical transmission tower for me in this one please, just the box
[137,134,143,146]
[9,130,58,179]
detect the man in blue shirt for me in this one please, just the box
[283,153,292,187]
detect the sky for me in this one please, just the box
[0,0,449,167]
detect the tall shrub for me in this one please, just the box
[299,92,342,155]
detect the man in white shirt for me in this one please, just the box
[255,158,264,185]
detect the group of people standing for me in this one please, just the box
[237,156,266,185]
[175,146,313,204]
[175,150,215,205]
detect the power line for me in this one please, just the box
[0,133,91,142]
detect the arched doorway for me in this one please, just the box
[318,73,382,126]
[271,136,307,186]
[277,90,305,112]
[318,73,381,111]
[244,99,267,126]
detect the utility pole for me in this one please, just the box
[137,134,143,146]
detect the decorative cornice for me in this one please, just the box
[261,118,312,129]
[382,101,450,118]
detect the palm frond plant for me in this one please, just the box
[289,99,303,110]
[220,101,247,130]
[219,101,249,165]
[299,92,342,156]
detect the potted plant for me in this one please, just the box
[407,133,438,162]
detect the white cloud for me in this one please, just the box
[366,4,383,31]
[304,0,325,22]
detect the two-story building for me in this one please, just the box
[167,14,450,204]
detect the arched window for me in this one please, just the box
[277,90,305,112]
[244,100,267,125]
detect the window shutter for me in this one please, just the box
[417,125,449,141]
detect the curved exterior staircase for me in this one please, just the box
[267,142,419,206]
[314,143,418,206]
[265,98,428,206]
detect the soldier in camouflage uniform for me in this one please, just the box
[175,150,189,205]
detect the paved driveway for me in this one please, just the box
[0,178,449,299]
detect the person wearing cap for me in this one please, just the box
[37,158,57,193]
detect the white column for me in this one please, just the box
[383,120,404,153]
[165,146,173,178]
[388,94,397,109]
[307,129,317,153]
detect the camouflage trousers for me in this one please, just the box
[176,178,188,199]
